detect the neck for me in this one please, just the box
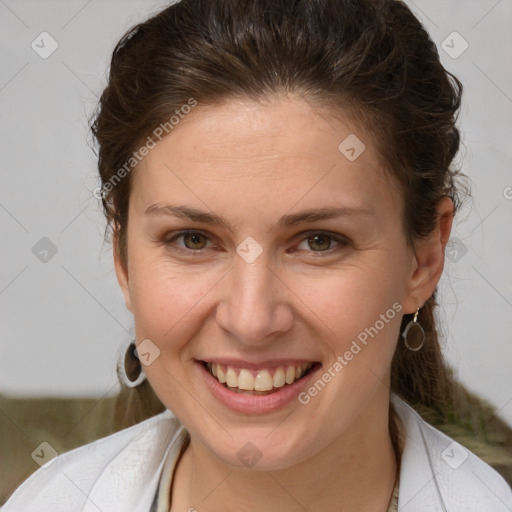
[171,393,398,512]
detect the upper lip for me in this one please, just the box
[198,358,319,369]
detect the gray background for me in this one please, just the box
[1,0,511,427]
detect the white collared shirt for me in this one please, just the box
[3,393,511,511]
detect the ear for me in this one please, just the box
[402,197,454,314]
[113,229,133,312]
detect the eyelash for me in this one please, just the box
[161,229,349,256]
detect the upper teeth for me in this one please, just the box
[206,362,313,391]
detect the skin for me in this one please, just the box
[114,95,453,511]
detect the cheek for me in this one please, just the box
[300,259,403,322]
[288,266,403,442]
[127,253,220,344]
[301,275,402,408]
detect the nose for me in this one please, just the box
[215,250,294,347]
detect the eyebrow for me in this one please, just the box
[144,203,374,232]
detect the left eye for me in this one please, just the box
[296,232,345,252]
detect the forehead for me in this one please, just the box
[131,96,401,223]
[145,96,368,168]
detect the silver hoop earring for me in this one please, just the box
[402,308,425,351]
[117,341,147,388]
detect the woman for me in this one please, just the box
[4,0,512,510]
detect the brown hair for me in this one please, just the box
[92,0,467,460]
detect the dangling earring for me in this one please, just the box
[117,340,147,388]
[402,308,425,351]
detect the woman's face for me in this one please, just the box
[115,96,424,469]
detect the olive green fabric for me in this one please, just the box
[0,394,117,505]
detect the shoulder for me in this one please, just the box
[391,393,512,512]
[2,409,183,512]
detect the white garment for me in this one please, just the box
[149,428,400,512]
[3,393,512,511]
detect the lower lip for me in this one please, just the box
[196,360,322,414]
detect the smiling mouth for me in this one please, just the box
[200,361,320,395]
